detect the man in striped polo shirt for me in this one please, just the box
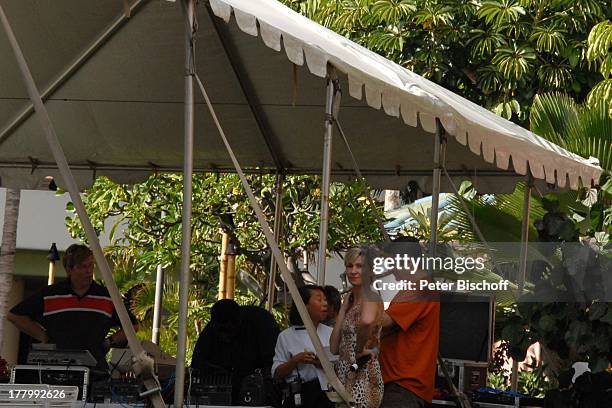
[8,244,137,371]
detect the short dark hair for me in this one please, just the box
[62,244,93,271]
[323,285,341,313]
[210,299,240,323]
[289,285,325,326]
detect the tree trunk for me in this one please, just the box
[384,190,401,211]
[0,188,20,350]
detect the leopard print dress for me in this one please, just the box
[335,301,384,408]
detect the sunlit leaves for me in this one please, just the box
[493,98,521,119]
[413,3,453,29]
[530,23,567,53]
[370,0,416,23]
[469,28,506,57]
[477,0,525,26]
[538,62,572,89]
[587,79,612,115]
[586,20,612,76]
[531,93,612,172]
[367,26,406,52]
[492,42,536,79]
[477,65,505,93]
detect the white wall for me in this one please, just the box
[0,188,116,252]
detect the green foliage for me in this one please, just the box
[586,20,612,111]
[531,93,612,173]
[281,0,610,123]
[487,368,550,398]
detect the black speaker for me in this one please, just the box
[439,292,494,363]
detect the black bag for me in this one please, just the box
[239,369,266,406]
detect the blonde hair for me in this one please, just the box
[344,247,364,267]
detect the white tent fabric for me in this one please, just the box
[0,0,602,192]
[208,0,602,189]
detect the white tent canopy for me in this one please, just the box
[0,0,602,192]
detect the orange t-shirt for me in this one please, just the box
[379,300,440,403]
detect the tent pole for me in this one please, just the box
[429,119,445,256]
[317,71,337,285]
[267,172,285,311]
[152,263,164,344]
[174,0,196,406]
[517,174,533,294]
[152,211,165,345]
[511,173,533,392]
[0,5,165,407]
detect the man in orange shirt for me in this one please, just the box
[379,298,440,407]
[359,240,440,408]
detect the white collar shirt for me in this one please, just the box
[271,324,333,390]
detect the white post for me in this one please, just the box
[511,174,532,392]
[267,173,284,311]
[429,119,445,256]
[317,74,336,285]
[152,211,165,345]
[174,0,195,406]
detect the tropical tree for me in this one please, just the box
[586,19,612,111]
[0,189,20,350]
[282,0,610,124]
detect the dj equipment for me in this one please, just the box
[26,348,97,367]
[89,377,142,404]
[10,365,89,401]
[187,369,232,406]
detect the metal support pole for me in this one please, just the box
[267,173,285,311]
[511,174,533,392]
[317,73,336,285]
[517,175,533,294]
[0,5,164,407]
[152,262,164,344]
[429,119,446,256]
[174,0,195,405]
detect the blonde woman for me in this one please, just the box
[330,247,384,408]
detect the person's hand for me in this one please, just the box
[340,292,353,314]
[356,341,378,361]
[292,351,318,365]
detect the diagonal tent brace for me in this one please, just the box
[0,4,165,408]
[335,119,390,243]
[194,72,355,406]
[267,172,285,312]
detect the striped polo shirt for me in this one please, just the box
[10,279,132,370]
